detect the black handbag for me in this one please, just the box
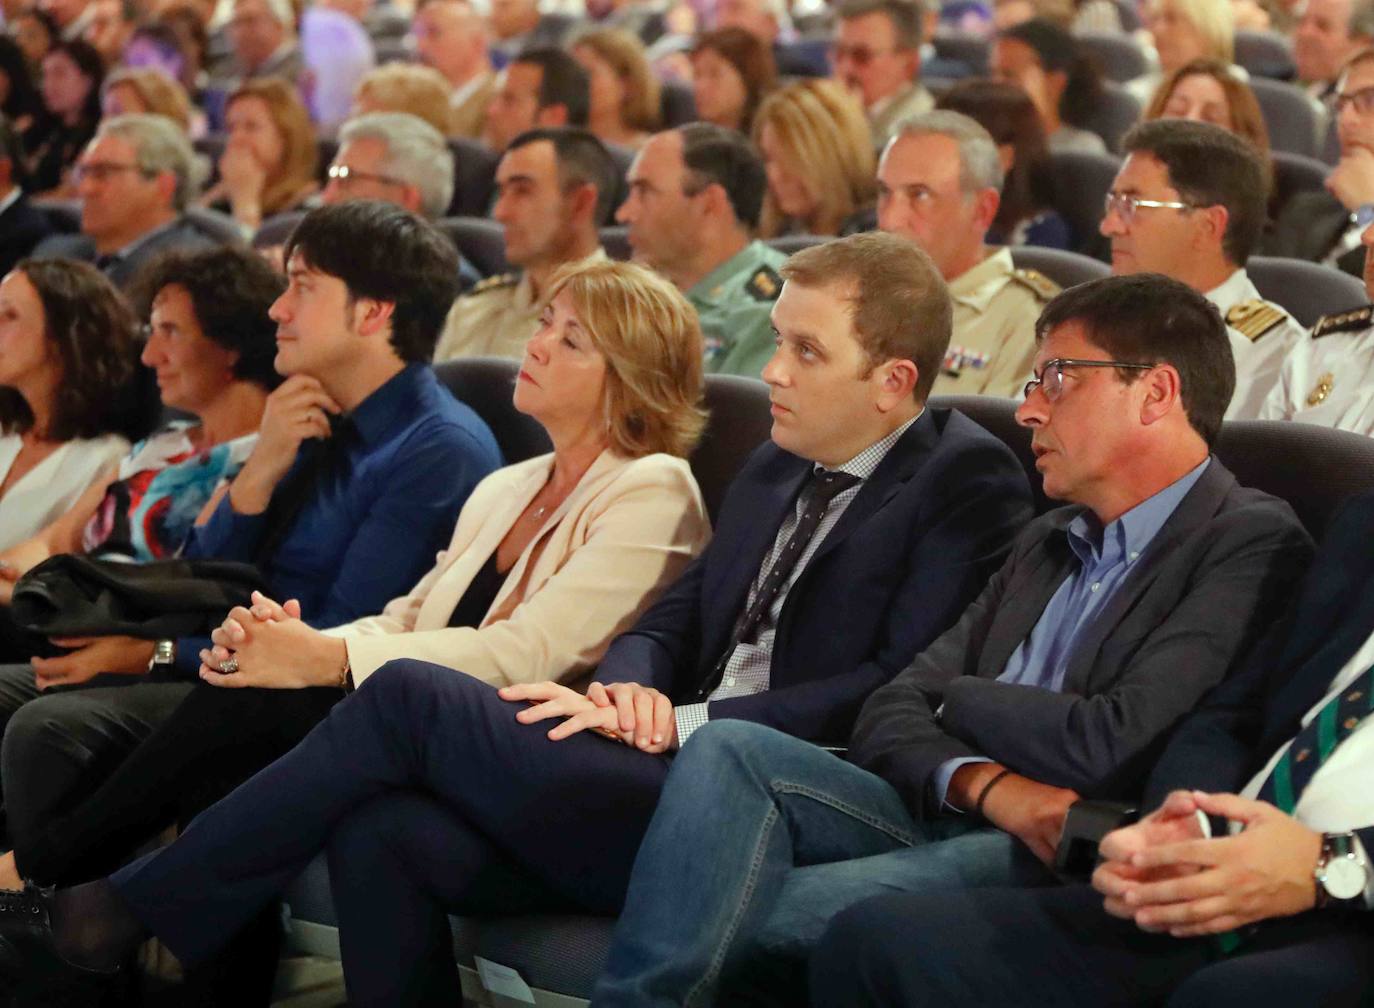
[10,555,267,640]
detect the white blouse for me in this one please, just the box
[0,432,130,551]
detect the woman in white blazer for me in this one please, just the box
[0,261,714,1000]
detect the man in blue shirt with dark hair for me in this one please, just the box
[0,200,500,1003]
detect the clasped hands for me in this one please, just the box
[1092,789,1324,938]
[499,680,679,754]
[199,590,346,689]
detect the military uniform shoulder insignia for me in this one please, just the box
[469,272,518,295]
[745,265,783,302]
[1312,305,1374,339]
[1010,268,1061,301]
[1225,299,1288,342]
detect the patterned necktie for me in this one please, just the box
[1254,665,1374,814]
[1215,664,1373,955]
[710,468,861,679]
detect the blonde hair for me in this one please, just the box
[102,68,193,131]
[226,77,318,215]
[1149,0,1235,65]
[752,79,876,238]
[573,28,662,134]
[544,259,707,459]
[354,63,454,137]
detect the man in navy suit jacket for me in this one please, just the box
[811,490,1374,1007]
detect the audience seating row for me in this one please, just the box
[281,355,1374,1008]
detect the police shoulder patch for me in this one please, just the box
[1225,299,1287,342]
[1312,305,1374,339]
[470,272,519,295]
[746,265,783,302]
[1010,268,1061,301]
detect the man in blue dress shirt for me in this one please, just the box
[589,272,1316,1007]
[0,201,501,967]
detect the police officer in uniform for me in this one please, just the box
[436,127,616,362]
[617,123,785,379]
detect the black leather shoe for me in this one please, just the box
[0,884,118,1001]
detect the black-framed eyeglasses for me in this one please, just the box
[1335,85,1374,115]
[1023,358,1155,401]
[326,164,407,188]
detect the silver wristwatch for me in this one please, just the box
[1315,832,1368,907]
[147,638,176,672]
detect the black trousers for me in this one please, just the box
[3,676,342,1006]
[809,882,1374,1008]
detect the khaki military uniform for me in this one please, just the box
[1204,269,1305,421]
[449,72,496,140]
[689,240,788,380]
[434,248,607,363]
[1260,305,1374,436]
[931,247,1060,400]
[868,82,935,147]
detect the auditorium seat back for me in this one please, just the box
[1246,255,1367,329]
[1251,77,1323,158]
[434,358,774,525]
[1007,247,1110,289]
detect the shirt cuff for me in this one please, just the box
[674,702,709,746]
[934,756,994,812]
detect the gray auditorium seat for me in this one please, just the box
[1075,30,1149,82]
[1251,77,1323,158]
[1234,29,1296,79]
[1271,150,1330,221]
[1008,246,1109,289]
[766,233,826,256]
[598,225,632,262]
[1047,149,1121,260]
[1079,80,1140,153]
[252,211,306,250]
[1246,255,1367,328]
[931,32,989,75]
[438,216,509,278]
[447,136,500,218]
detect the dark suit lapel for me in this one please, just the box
[804,410,940,570]
[1063,460,1236,695]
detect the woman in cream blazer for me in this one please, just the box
[333,446,709,689]
[0,261,713,975]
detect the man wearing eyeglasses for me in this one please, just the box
[588,272,1313,1007]
[832,0,933,146]
[36,114,215,291]
[1269,49,1374,279]
[1103,119,1303,419]
[316,111,479,290]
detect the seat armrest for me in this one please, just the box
[1054,799,1138,880]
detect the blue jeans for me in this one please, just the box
[590,719,1054,1008]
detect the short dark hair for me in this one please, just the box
[508,126,620,226]
[677,122,767,230]
[1,258,146,441]
[1122,118,1268,267]
[999,19,1103,131]
[1035,273,1234,446]
[835,0,923,49]
[0,37,42,126]
[282,201,462,363]
[129,246,285,391]
[514,47,590,128]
